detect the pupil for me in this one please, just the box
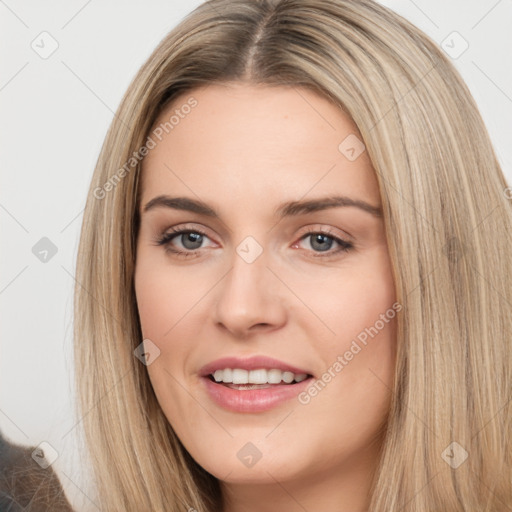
[182,232,203,249]
[311,234,332,252]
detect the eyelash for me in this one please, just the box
[154,226,354,259]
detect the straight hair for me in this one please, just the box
[74,0,512,510]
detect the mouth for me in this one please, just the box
[199,355,315,412]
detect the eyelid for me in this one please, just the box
[157,223,350,241]
[297,224,354,243]
[160,223,217,242]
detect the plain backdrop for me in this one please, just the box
[1,0,511,510]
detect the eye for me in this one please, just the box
[294,228,354,256]
[153,225,354,259]
[153,226,215,257]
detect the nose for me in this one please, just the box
[213,247,288,338]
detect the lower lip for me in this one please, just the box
[201,376,313,412]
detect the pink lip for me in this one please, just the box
[201,375,313,413]
[198,355,314,413]
[199,355,312,377]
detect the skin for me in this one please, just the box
[134,83,397,512]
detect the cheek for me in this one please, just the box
[297,315,397,456]
[134,255,206,338]
[134,260,196,425]
[134,264,199,404]
[290,248,396,343]
[294,249,397,422]
[134,256,209,403]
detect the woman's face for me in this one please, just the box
[135,83,397,492]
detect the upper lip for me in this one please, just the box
[199,356,313,377]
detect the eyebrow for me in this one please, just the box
[142,195,383,218]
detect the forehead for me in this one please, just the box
[140,83,380,210]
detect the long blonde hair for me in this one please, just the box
[74,0,512,510]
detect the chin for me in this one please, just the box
[203,459,303,485]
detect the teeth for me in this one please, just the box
[267,369,282,384]
[249,369,267,384]
[211,368,309,384]
[232,368,248,384]
[282,371,294,384]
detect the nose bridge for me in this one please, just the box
[222,242,270,308]
[213,238,286,335]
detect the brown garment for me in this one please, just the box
[0,432,73,511]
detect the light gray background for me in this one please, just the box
[1,1,511,510]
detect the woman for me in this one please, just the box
[74,0,512,510]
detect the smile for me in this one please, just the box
[199,355,315,412]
